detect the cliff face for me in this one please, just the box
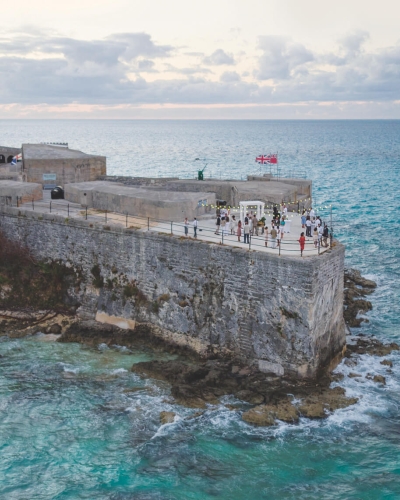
[0,207,346,379]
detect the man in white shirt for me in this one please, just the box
[193,218,198,238]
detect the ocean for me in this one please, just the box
[0,120,399,499]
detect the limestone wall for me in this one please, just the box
[0,207,346,379]
[24,157,106,187]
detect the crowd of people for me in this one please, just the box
[183,205,330,256]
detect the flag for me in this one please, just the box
[11,153,22,165]
[255,154,278,164]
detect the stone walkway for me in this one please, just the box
[18,195,328,257]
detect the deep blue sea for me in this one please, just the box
[0,120,399,499]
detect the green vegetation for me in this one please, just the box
[0,230,79,314]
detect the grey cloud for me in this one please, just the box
[0,30,400,107]
[255,36,314,80]
[163,63,213,75]
[203,49,235,65]
[220,71,241,82]
[340,31,369,57]
[137,59,157,71]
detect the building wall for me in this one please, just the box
[0,147,21,164]
[24,157,106,186]
[0,207,346,379]
[64,183,215,220]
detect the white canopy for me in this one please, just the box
[239,200,265,223]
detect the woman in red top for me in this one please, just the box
[298,232,306,257]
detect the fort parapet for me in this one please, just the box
[0,206,346,379]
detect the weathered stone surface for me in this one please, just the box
[381,359,393,368]
[242,401,299,426]
[344,269,377,327]
[348,372,362,378]
[160,411,176,424]
[373,375,386,385]
[346,337,399,357]
[298,402,326,418]
[298,386,358,418]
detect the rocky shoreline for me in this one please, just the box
[1,268,398,427]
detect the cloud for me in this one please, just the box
[255,36,314,80]
[220,71,241,82]
[0,28,399,110]
[203,49,235,65]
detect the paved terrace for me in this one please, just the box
[15,193,329,257]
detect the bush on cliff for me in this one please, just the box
[0,230,79,315]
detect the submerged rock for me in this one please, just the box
[346,337,399,357]
[242,401,299,426]
[373,375,386,385]
[160,411,176,424]
[380,359,393,368]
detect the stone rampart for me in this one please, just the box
[0,207,345,379]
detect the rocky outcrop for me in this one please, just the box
[160,411,176,424]
[344,269,376,327]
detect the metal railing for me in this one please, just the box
[3,199,333,257]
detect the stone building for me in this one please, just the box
[21,144,106,187]
[0,146,21,164]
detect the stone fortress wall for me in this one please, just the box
[0,206,346,379]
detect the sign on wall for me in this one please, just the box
[43,173,57,181]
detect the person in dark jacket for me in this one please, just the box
[215,215,221,235]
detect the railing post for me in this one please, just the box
[147,217,150,231]
[126,213,128,228]
[171,221,173,235]
[330,230,333,248]
[85,206,88,220]
[222,230,224,245]
[318,237,320,255]
[50,201,51,213]
[279,239,281,256]
[249,235,251,250]
[68,204,69,217]
[105,210,107,223]
[32,197,34,210]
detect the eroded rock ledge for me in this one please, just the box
[1,267,396,427]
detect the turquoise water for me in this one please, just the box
[0,120,400,498]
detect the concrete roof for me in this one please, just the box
[66,181,213,202]
[167,179,298,197]
[22,144,105,160]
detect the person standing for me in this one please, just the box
[322,224,329,247]
[220,216,226,235]
[231,215,237,235]
[280,217,286,240]
[215,215,221,235]
[193,218,198,238]
[253,214,258,236]
[298,232,306,256]
[310,207,315,220]
[306,217,312,237]
[237,220,242,242]
[270,226,277,248]
[243,221,250,244]
[301,212,307,228]
[184,217,189,237]
[264,226,269,247]
[225,215,230,235]
[313,227,318,248]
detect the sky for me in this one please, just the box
[1,0,400,119]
